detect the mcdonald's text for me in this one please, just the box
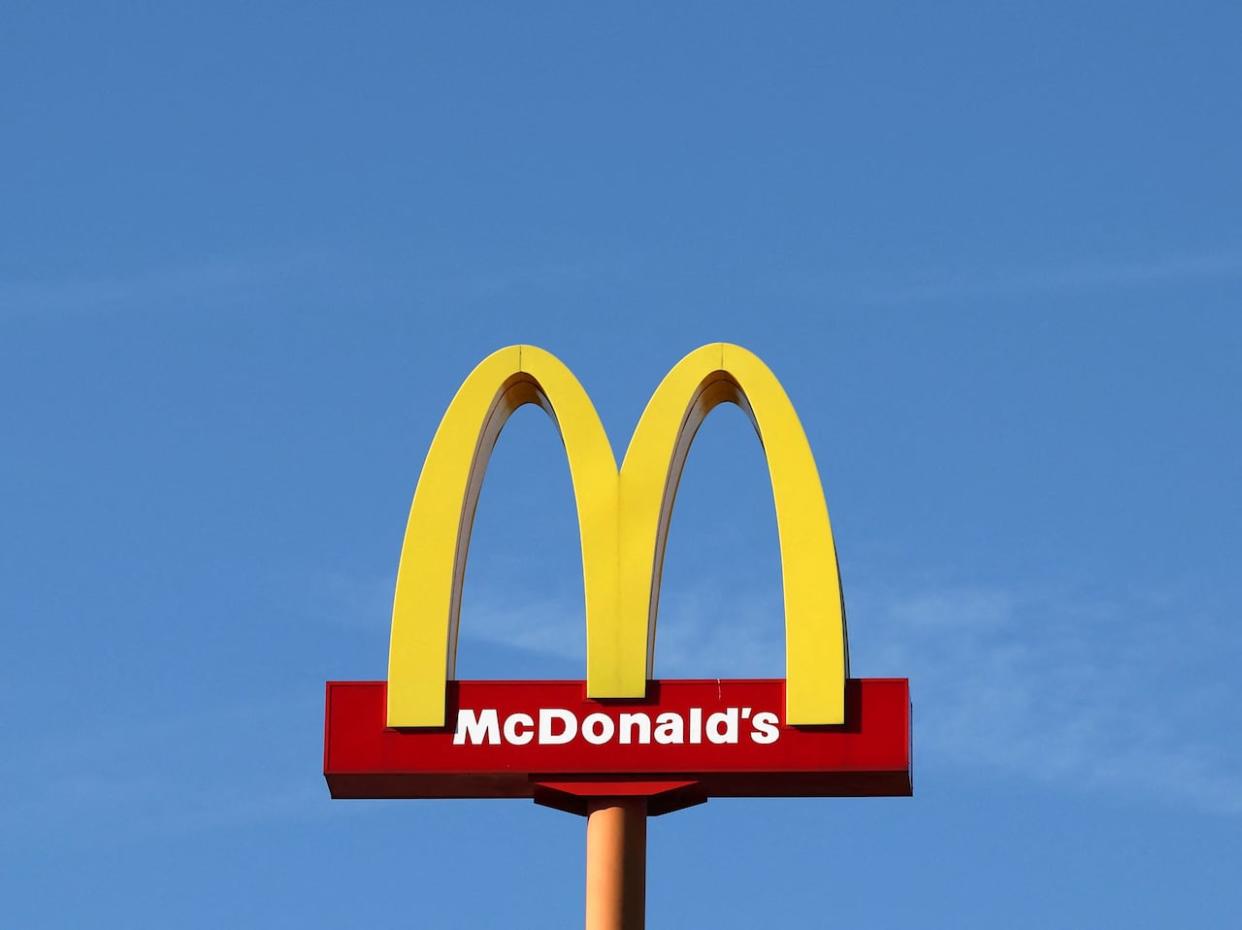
[452,706,782,746]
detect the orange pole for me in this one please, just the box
[584,798,647,930]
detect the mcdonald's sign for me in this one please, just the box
[324,345,912,814]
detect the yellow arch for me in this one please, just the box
[386,346,619,727]
[619,344,849,725]
[386,344,848,727]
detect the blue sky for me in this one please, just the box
[3,4,1241,927]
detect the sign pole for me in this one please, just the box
[584,798,647,930]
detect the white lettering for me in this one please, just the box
[618,712,652,745]
[538,708,577,744]
[654,712,683,744]
[503,712,534,745]
[453,708,500,745]
[454,706,779,746]
[582,712,616,745]
[750,711,779,744]
[706,708,739,744]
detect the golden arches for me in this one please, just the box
[386,344,848,727]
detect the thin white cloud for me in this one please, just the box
[0,251,319,318]
[459,578,1242,815]
[855,583,1242,815]
[457,585,788,678]
[449,256,635,301]
[783,243,1242,306]
[0,694,338,846]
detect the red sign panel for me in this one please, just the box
[324,678,911,815]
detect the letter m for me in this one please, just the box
[453,708,500,745]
